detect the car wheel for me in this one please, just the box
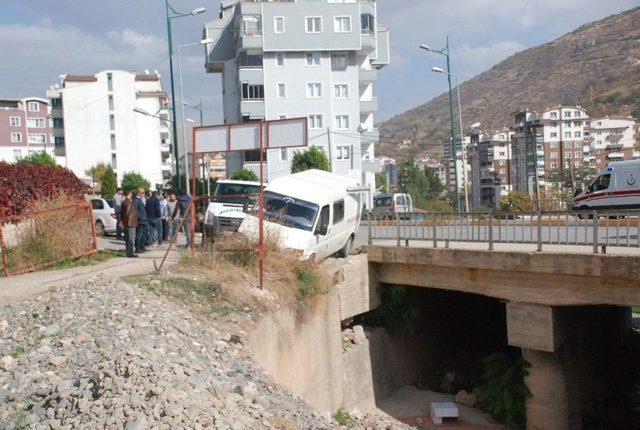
[338,235,354,258]
[95,220,105,237]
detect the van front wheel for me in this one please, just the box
[338,236,354,258]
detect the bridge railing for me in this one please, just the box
[365,209,640,253]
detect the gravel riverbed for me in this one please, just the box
[0,275,393,430]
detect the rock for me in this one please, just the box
[352,326,367,345]
[49,356,67,367]
[455,390,477,408]
[125,415,147,430]
[0,320,7,332]
[0,355,14,370]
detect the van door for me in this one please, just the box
[394,194,406,213]
[586,173,612,209]
[328,199,347,255]
[312,205,331,259]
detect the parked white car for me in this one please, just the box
[239,170,364,260]
[573,159,640,211]
[203,180,262,236]
[88,197,117,236]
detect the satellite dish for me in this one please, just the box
[54,84,60,89]
[357,124,368,133]
[154,70,159,75]
[144,69,150,75]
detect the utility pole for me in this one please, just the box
[165,0,181,190]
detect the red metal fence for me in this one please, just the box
[0,201,98,277]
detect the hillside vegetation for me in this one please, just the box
[380,7,640,158]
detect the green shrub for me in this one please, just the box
[358,285,420,336]
[121,171,151,192]
[478,353,532,428]
[231,168,259,181]
[296,265,320,298]
[333,409,356,428]
[291,146,330,173]
[100,166,117,197]
[15,151,57,167]
[225,249,256,267]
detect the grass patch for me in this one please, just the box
[47,249,124,270]
[333,409,356,428]
[295,264,324,299]
[128,275,242,317]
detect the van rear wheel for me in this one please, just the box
[338,235,354,258]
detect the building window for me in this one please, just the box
[499,169,506,174]
[564,132,571,138]
[26,118,45,128]
[334,84,348,99]
[275,52,285,67]
[550,112,557,119]
[574,111,581,118]
[9,116,21,126]
[241,83,264,100]
[551,162,557,168]
[305,17,322,33]
[336,145,350,160]
[53,118,63,129]
[28,134,46,144]
[550,152,557,159]
[331,54,348,70]
[597,121,602,126]
[13,149,22,159]
[575,161,580,168]
[244,150,266,163]
[277,83,286,99]
[241,15,262,36]
[499,160,505,166]
[48,118,54,128]
[308,114,323,129]
[306,52,321,66]
[238,52,263,68]
[361,13,375,34]
[565,152,572,159]
[333,199,345,224]
[550,132,557,138]
[10,133,22,143]
[108,95,114,110]
[551,122,557,127]
[575,131,581,138]
[574,151,581,158]
[278,115,287,120]
[565,142,572,148]
[306,82,322,98]
[27,101,40,112]
[274,16,285,33]
[107,72,113,91]
[50,134,55,143]
[334,16,351,33]
[279,147,288,162]
[574,121,582,127]
[51,97,62,108]
[335,115,349,130]
[564,111,571,118]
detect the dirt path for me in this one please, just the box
[0,239,181,304]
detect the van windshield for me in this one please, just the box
[263,191,319,231]
[374,196,392,208]
[213,183,261,205]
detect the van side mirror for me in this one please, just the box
[315,206,330,236]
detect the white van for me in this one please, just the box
[238,170,364,260]
[203,180,262,235]
[573,159,640,210]
[371,193,413,217]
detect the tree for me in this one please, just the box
[547,166,597,208]
[15,151,57,168]
[499,191,533,212]
[291,146,330,173]
[424,167,445,201]
[100,166,117,198]
[398,158,428,208]
[121,172,150,192]
[375,172,388,193]
[85,162,108,187]
[231,168,259,181]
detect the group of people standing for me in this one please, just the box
[113,188,193,258]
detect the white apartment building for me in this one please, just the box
[203,0,390,189]
[586,116,638,171]
[539,106,590,178]
[47,70,172,187]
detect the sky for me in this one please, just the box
[0,0,638,124]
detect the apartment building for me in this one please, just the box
[47,71,172,187]
[442,138,467,194]
[539,106,590,175]
[0,98,55,163]
[586,116,638,171]
[203,0,390,189]
[468,129,513,208]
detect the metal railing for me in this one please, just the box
[365,209,640,253]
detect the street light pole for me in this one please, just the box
[432,67,469,212]
[164,1,206,191]
[420,37,461,212]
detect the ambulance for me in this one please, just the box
[572,160,640,210]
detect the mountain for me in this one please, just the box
[379,7,640,159]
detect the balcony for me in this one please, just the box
[361,30,376,52]
[240,100,265,119]
[361,160,380,174]
[607,152,624,159]
[238,68,264,85]
[358,68,378,83]
[361,127,379,142]
[360,98,378,113]
[160,143,171,153]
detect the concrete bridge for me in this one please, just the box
[364,245,640,430]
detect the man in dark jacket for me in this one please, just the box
[145,191,163,246]
[133,188,148,253]
[172,189,192,248]
[119,190,138,258]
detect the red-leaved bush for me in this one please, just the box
[0,162,90,218]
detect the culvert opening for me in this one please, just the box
[349,285,519,429]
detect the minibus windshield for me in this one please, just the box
[262,191,319,231]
